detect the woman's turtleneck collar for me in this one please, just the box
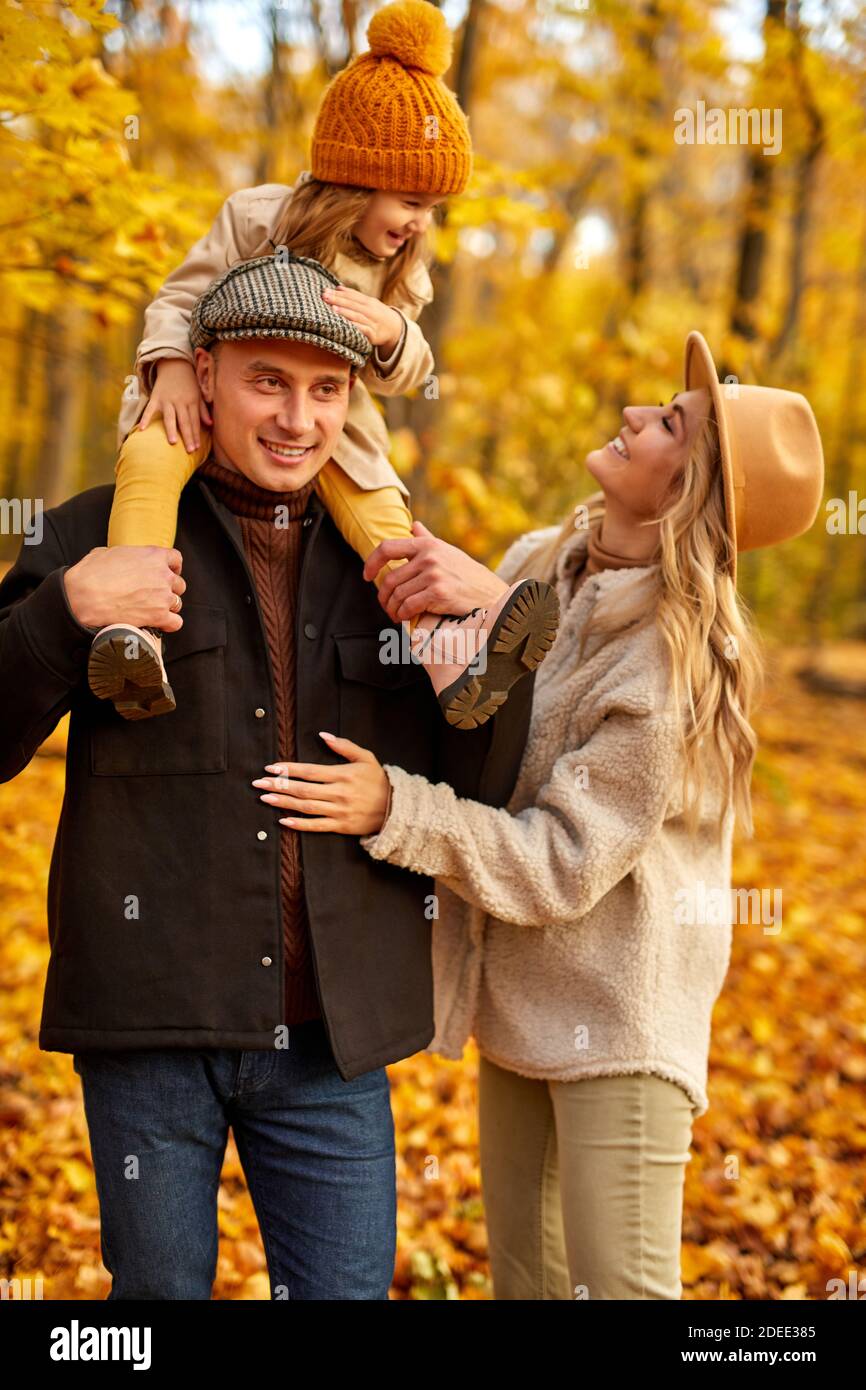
[584,517,659,575]
[198,455,316,522]
[564,516,658,600]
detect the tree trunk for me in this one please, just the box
[727,0,786,350]
[35,302,87,511]
[254,5,283,185]
[399,0,485,518]
[804,203,866,643]
[767,5,825,362]
[622,0,664,300]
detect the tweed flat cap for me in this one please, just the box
[189,252,372,368]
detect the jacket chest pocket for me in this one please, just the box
[335,630,429,756]
[90,605,228,776]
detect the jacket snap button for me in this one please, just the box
[255,708,266,719]
[304,622,317,639]
[257,830,268,841]
[261,956,272,967]
[303,516,312,527]
[245,593,252,604]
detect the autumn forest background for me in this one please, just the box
[1,0,865,1300]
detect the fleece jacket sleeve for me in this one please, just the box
[360,702,681,928]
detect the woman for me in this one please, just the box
[252,331,824,1299]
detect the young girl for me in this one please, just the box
[89,0,559,727]
[254,330,825,1298]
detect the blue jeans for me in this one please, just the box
[72,1019,396,1300]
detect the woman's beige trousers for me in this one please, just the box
[478,1055,696,1299]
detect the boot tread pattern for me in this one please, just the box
[442,578,560,730]
[87,632,176,721]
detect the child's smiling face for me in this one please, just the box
[353,190,444,258]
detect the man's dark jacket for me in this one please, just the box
[0,476,533,1079]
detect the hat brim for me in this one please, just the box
[202,325,368,369]
[683,330,738,585]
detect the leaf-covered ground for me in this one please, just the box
[1,645,864,1300]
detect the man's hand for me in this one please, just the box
[63,546,186,632]
[363,520,510,623]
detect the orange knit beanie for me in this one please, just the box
[310,0,472,196]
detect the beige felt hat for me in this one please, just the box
[684,331,825,585]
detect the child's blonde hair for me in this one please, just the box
[249,177,435,311]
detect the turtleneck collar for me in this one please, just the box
[584,517,659,575]
[197,455,317,521]
[559,516,659,601]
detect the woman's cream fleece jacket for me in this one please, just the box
[361,522,736,1116]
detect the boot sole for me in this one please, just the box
[438,578,560,730]
[88,629,176,721]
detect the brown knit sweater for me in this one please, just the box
[198,454,321,1026]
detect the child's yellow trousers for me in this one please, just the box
[109,419,421,631]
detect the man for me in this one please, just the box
[0,253,533,1300]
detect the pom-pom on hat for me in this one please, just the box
[310,0,473,195]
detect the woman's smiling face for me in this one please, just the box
[586,387,712,519]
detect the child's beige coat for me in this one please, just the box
[117,173,436,497]
[361,523,737,1117]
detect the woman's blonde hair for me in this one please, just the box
[250,177,435,309]
[509,412,764,837]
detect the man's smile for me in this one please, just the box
[258,437,317,465]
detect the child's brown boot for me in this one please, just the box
[87,624,176,720]
[409,578,560,730]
